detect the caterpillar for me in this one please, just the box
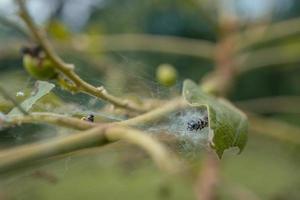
[81,114,94,122]
[186,115,208,131]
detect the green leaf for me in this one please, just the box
[182,79,248,158]
[8,81,55,116]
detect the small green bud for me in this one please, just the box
[22,46,57,80]
[57,76,79,93]
[156,64,177,87]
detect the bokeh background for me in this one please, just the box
[0,0,300,199]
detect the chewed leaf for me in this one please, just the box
[8,81,55,116]
[182,79,248,158]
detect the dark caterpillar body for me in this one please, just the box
[21,45,43,58]
[187,116,208,131]
[81,114,94,122]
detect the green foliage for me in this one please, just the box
[183,80,248,158]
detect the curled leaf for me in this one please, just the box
[8,81,55,116]
[182,80,248,158]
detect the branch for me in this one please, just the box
[118,98,187,126]
[106,126,181,173]
[6,97,299,148]
[72,34,215,59]
[195,18,239,200]
[236,96,300,114]
[235,43,300,73]
[236,17,300,50]
[0,14,28,37]
[0,124,181,174]
[0,98,190,174]
[0,39,22,60]
[195,151,220,200]
[248,113,300,145]
[15,0,146,113]
[5,98,187,129]
[6,112,96,130]
[0,99,188,173]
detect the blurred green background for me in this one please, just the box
[0,0,300,199]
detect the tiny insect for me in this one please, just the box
[81,114,94,122]
[187,116,208,131]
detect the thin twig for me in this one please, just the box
[6,101,299,146]
[248,113,300,145]
[235,43,300,73]
[0,124,181,174]
[236,17,300,50]
[106,126,181,173]
[0,38,25,60]
[0,14,29,37]
[5,98,186,130]
[235,96,300,114]
[7,112,96,130]
[0,34,215,61]
[0,85,28,115]
[118,98,187,126]
[72,34,215,59]
[195,151,220,200]
[15,0,146,113]
[0,98,188,174]
[0,99,188,173]
[195,14,240,200]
